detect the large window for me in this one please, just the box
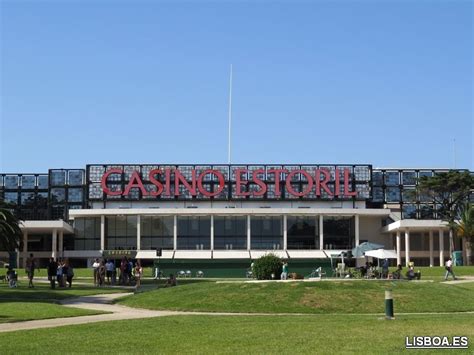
[74,217,101,250]
[106,216,137,249]
[251,216,283,250]
[177,216,210,250]
[323,216,354,249]
[27,234,52,252]
[141,216,174,250]
[214,216,247,250]
[287,216,319,249]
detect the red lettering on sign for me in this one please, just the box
[343,168,357,196]
[148,169,164,196]
[100,168,123,196]
[197,170,225,197]
[268,169,287,196]
[235,169,250,197]
[286,170,314,197]
[124,171,148,196]
[174,169,196,196]
[315,169,333,196]
[252,169,267,197]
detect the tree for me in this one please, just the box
[417,170,474,257]
[453,203,474,265]
[0,201,22,254]
[252,254,282,280]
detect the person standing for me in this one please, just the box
[382,259,389,279]
[56,260,64,287]
[25,253,37,288]
[65,259,74,288]
[281,261,289,280]
[98,260,106,287]
[445,258,457,281]
[105,259,114,285]
[92,258,100,286]
[47,258,58,289]
[134,261,143,289]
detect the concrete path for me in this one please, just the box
[440,276,474,285]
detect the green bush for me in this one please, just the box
[253,254,282,280]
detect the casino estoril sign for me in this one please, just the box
[99,166,360,199]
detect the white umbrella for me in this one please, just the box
[365,249,398,259]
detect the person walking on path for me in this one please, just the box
[25,253,37,288]
[47,258,57,289]
[445,258,457,280]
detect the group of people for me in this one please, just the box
[46,257,74,289]
[91,257,143,288]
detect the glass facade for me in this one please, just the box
[141,216,174,250]
[251,216,283,250]
[214,216,247,250]
[287,216,319,249]
[323,216,354,249]
[105,216,137,249]
[74,217,101,250]
[27,234,53,252]
[177,216,211,250]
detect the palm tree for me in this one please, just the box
[0,202,22,253]
[453,203,474,266]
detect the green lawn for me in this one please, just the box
[0,302,104,323]
[0,313,472,354]
[0,283,128,302]
[0,283,124,323]
[119,279,474,314]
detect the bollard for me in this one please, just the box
[385,289,394,320]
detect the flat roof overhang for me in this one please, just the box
[20,220,74,234]
[69,208,391,219]
[382,219,449,233]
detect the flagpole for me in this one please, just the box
[227,64,233,165]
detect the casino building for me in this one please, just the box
[1,164,472,276]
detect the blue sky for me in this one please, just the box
[1,0,472,172]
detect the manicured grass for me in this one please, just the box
[392,266,474,279]
[0,302,104,323]
[0,283,128,302]
[118,280,474,314]
[0,313,472,354]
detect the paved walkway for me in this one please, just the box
[440,276,474,284]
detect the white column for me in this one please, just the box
[247,215,251,251]
[429,230,434,267]
[22,230,28,268]
[100,215,105,251]
[439,229,444,266]
[283,215,287,250]
[396,231,401,266]
[404,229,410,266]
[59,230,64,258]
[210,215,214,251]
[52,229,57,259]
[173,215,178,250]
[319,215,324,250]
[354,214,360,247]
[136,215,141,250]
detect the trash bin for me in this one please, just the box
[453,251,463,266]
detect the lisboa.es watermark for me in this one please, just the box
[405,336,469,349]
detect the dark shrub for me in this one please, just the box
[253,254,282,280]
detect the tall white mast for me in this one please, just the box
[227,64,233,165]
